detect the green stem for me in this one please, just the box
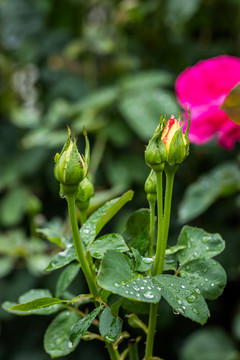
[66,193,119,360]
[152,171,164,276]
[66,193,98,298]
[128,340,139,360]
[144,303,158,360]
[79,209,87,226]
[106,343,120,360]
[148,199,156,259]
[157,164,177,275]
[145,170,163,360]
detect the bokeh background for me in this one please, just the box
[0,0,240,359]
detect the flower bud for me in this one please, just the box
[144,170,157,195]
[144,170,157,203]
[76,177,94,211]
[54,127,90,194]
[161,114,190,166]
[145,134,167,172]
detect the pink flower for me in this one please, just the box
[175,55,240,149]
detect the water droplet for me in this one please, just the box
[185,265,190,271]
[143,291,154,299]
[133,281,136,285]
[173,309,179,315]
[192,308,199,315]
[125,290,129,294]
[147,286,152,290]
[170,283,174,287]
[187,295,196,303]
[126,284,129,288]
[114,282,120,288]
[177,300,182,305]
[157,287,162,291]
[211,282,214,287]
[202,236,210,243]
[181,285,186,289]
[68,341,73,348]
[182,306,186,310]
[195,288,201,294]
[136,294,140,297]
[205,278,209,282]
[140,286,145,290]
[130,291,133,294]
[194,251,198,256]
[133,285,140,291]
[143,279,147,283]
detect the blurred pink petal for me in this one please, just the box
[218,121,240,149]
[176,55,240,148]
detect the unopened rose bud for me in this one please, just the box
[76,177,94,211]
[145,134,167,172]
[144,170,157,202]
[54,127,89,194]
[161,114,190,166]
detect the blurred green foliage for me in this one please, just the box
[1,0,240,359]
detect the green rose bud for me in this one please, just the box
[76,177,94,211]
[145,134,167,172]
[144,170,157,203]
[54,127,90,195]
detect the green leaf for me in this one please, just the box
[37,218,66,248]
[180,328,238,360]
[177,226,225,265]
[126,313,148,334]
[97,250,161,303]
[70,86,118,114]
[163,253,178,272]
[220,82,240,125]
[0,256,14,277]
[44,310,81,357]
[178,163,240,223]
[166,0,202,26]
[120,70,174,92]
[88,233,129,259]
[153,275,210,325]
[3,289,62,315]
[123,209,150,255]
[70,306,102,344]
[56,262,80,297]
[164,245,186,272]
[45,245,77,271]
[0,187,27,226]
[165,245,186,255]
[119,89,179,140]
[179,259,227,300]
[106,153,148,188]
[9,297,64,311]
[99,307,122,343]
[80,190,134,247]
[131,248,153,272]
[121,299,150,314]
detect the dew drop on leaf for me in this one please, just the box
[143,291,154,299]
[186,295,196,303]
[192,308,199,315]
